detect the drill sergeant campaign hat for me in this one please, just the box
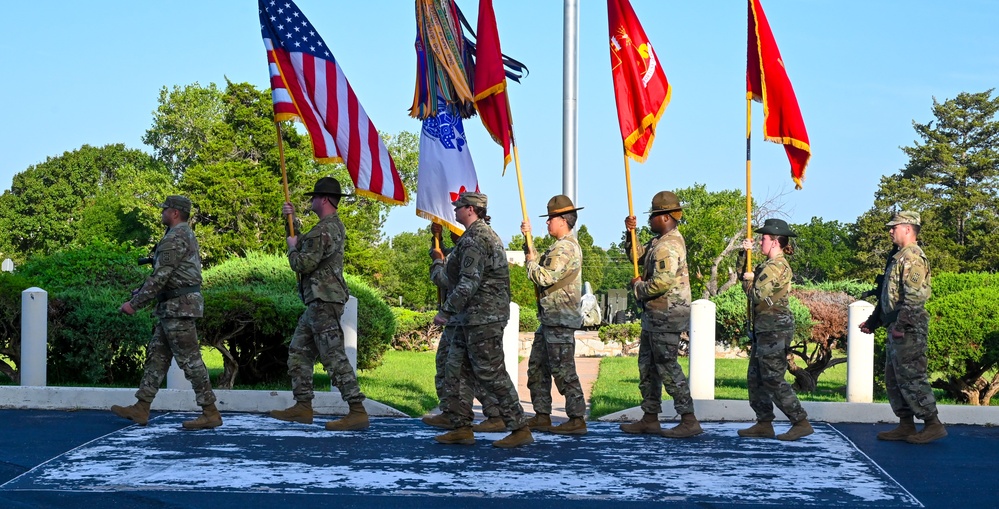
[451,192,488,209]
[885,210,921,227]
[647,191,683,221]
[754,218,797,237]
[159,195,192,214]
[304,176,351,197]
[540,194,583,217]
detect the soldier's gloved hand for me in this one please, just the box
[624,216,637,231]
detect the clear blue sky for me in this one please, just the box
[3,1,998,248]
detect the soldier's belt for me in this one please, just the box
[156,285,201,302]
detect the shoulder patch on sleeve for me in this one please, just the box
[758,272,769,282]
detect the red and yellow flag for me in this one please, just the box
[747,0,811,189]
[473,0,512,170]
[607,0,670,163]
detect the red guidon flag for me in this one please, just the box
[607,0,670,163]
[473,0,513,171]
[259,0,407,204]
[748,0,811,189]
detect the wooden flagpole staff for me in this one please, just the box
[745,97,753,269]
[623,148,640,278]
[505,95,533,254]
[275,122,296,236]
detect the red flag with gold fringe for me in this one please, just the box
[748,0,811,189]
[607,0,671,163]
[473,0,513,170]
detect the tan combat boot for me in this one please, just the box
[472,416,506,432]
[526,413,552,432]
[325,402,369,431]
[777,419,814,441]
[111,399,151,425]
[269,401,314,424]
[905,415,947,444]
[183,403,223,430]
[421,413,455,429]
[435,426,475,445]
[738,421,776,438]
[493,426,534,448]
[550,417,588,435]
[620,412,661,434]
[877,416,916,441]
[661,413,703,438]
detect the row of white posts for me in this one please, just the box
[18,290,875,403]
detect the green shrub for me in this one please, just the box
[519,306,540,332]
[199,253,396,387]
[710,285,813,346]
[800,280,874,300]
[598,322,642,345]
[930,272,999,298]
[0,272,31,382]
[925,286,999,404]
[47,287,154,385]
[16,240,150,292]
[391,307,438,351]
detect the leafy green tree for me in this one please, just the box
[789,217,859,283]
[675,185,747,298]
[376,226,448,311]
[856,90,999,275]
[0,144,165,260]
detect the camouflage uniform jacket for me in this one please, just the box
[526,233,582,328]
[430,247,461,326]
[289,212,349,305]
[880,243,931,328]
[440,219,511,326]
[626,228,691,332]
[743,254,795,332]
[129,222,203,318]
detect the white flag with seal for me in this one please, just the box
[416,101,479,234]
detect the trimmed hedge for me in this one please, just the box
[391,307,438,351]
[710,285,813,346]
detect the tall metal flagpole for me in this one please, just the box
[562,0,579,204]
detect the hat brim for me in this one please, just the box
[305,190,351,197]
[647,207,682,215]
[754,227,797,237]
[540,206,583,218]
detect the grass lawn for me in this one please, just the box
[590,356,854,419]
[202,348,438,418]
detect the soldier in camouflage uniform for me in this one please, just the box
[521,195,587,435]
[620,191,703,438]
[422,223,504,432]
[737,219,813,441]
[269,177,369,432]
[860,211,945,444]
[112,195,222,430]
[433,192,533,448]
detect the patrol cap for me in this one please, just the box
[647,191,683,214]
[452,192,487,209]
[754,218,797,237]
[886,211,921,227]
[540,194,583,217]
[159,195,192,214]
[304,176,351,197]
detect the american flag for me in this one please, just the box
[259,0,408,205]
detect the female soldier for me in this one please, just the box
[737,219,813,441]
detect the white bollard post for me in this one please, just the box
[329,296,359,395]
[166,358,192,390]
[847,301,876,403]
[20,287,48,387]
[342,296,358,372]
[688,299,716,400]
[1,258,13,272]
[503,302,520,388]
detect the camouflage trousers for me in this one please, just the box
[436,325,500,418]
[527,326,586,418]
[288,301,365,404]
[441,322,526,429]
[136,318,216,406]
[747,329,806,423]
[637,331,694,415]
[886,321,938,420]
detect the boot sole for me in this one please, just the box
[325,423,370,431]
[776,431,814,441]
[268,413,314,425]
[472,425,506,432]
[738,432,776,438]
[661,429,704,438]
[110,408,148,426]
[877,433,916,441]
